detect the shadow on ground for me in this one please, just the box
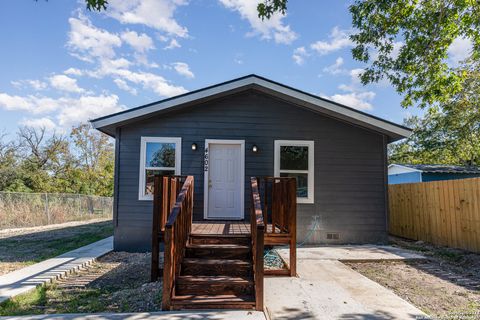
[0,221,113,263]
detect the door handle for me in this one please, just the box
[208,179,212,188]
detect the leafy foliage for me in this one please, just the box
[350,0,480,108]
[257,0,288,19]
[85,0,108,11]
[389,60,480,165]
[0,124,114,196]
[257,0,480,109]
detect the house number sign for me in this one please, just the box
[204,147,209,172]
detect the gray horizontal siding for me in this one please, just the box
[114,90,387,251]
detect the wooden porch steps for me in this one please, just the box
[171,234,256,310]
[170,294,255,309]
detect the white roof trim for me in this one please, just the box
[388,164,423,173]
[91,75,411,139]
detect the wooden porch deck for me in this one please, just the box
[191,221,282,235]
[192,221,250,235]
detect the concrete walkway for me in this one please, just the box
[0,237,113,303]
[0,311,266,320]
[266,245,427,320]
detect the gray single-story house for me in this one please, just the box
[388,164,480,184]
[91,74,411,252]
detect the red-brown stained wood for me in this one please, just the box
[161,175,194,310]
[250,177,264,311]
[259,177,297,277]
[151,175,162,281]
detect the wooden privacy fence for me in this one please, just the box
[389,177,480,253]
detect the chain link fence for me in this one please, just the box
[0,192,113,230]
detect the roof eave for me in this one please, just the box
[91,75,412,140]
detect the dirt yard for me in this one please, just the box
[0,252,162,316]
[0,220,113,276]
[346,237,480,319]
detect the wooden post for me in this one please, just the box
[255,224,264,311]
[151,175,161,281]
[162,226,173,310]
[288,178,297,277]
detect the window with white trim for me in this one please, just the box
[274,140,314,203]
[139,137,182,200]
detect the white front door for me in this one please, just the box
[205,141,244,219]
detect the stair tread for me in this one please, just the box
[183,258,251,265]
[177,275,253,283]
[190,234,251,237]
[172,294,255,304]
[187,243,250,249]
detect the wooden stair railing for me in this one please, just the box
[259,177,297,277]
[151,175,187,281]
[162,175,194,310]
[250,177,264,311]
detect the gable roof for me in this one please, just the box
[395,164,480,174]
[91,74,412,141]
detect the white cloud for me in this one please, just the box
[324,67,375,111]
[172,62,194,79]
[292,47,308,65]
[164,38,181,50]
[114,78,138,95]
[11,79,48,91]
[448,37,472,65]
[49,74,85,93]
[219,0,297,44]
[328,91,375,111]
[310,27,353,55]
[0,94,57,114]
[107,0,188,37]
[349,68,364,84]
[89,58,187,97]
[323,57,344,75]
[20,117,57,131]
[56,94,124,127]
[0,89,125,129]
[0,93,33,112]
[64,68,84,76]
[67,13,122,61]
[121,30,155,53]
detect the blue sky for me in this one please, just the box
[0,0,425,138]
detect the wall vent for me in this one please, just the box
[326,232,340,240]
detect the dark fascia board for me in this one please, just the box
[91,74,412,141]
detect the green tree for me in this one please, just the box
[389,60,480,165]
[257,0,480,109]
[69,123,114,196]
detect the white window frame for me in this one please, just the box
[138,137,182,201]
[274,140,314,204]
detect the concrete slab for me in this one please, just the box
[0,311,266,320]
[0,237,113,303]
[265,245,427,320]
[277,245,425,263]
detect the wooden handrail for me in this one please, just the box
[162,175,194,310]
[151,175,187,281]
[250,177,264,311]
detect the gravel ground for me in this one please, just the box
[346,237,480,319]
[0,252,163,315]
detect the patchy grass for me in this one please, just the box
[0,252,161,316]
[346,237,480,319]
[0,220,113,276]
[0,286,47,316]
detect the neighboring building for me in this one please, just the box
[91,75,411,251]
[388,164,480,184]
